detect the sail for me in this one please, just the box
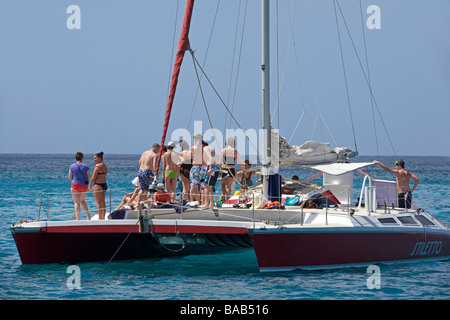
[273,131,357,166]
[155,0,195,176]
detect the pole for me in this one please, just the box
[261,0,271,200]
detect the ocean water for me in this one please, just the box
[1,154,449,301]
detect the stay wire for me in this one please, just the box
[165,0,180,107]
[333,0,358,153]
[189,50,262,161]
[227,0,248,131]
[359,0,379,156]
[224,0,243,135]
[334,0,396,156]
[187,0,222,132]
[190,49,244,186]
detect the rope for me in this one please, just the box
[165,0,180,106]
[189,51,263,163]
[334,0,396,156]
[359,0,379,156]
[224,0,247,133]
[99,219,140,275]
[187,0,221,132]
[333,0,358,153]
[271,0,297,126]
[227,0,248,131]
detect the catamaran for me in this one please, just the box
[10,0,450,271]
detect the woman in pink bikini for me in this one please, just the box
[69,152,91,220]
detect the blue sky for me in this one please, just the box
[0,0,449,156]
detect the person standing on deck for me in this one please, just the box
[162,141,179,202]
[137,143,159,205]
[220,137,245,202]
[178,139,192,202]
[69,152,91,220]
[89,151,108,220]
[373,160,419,208]
[189,134,208,202]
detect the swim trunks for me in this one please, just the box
[180,163,193,179]
[165,170,178,179]
[71,183,88,193]
[137,169,154,191]
[190,165,207,190]
[220,168,236,179]
[205,165,221,186]
[398,192,412,209]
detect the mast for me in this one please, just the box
[261,0,271,199]
[155,0,195,178]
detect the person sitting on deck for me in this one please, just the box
[115,177,148,210]
[237,160,260,190]
[152,183,173,208]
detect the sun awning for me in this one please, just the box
[303,162,374,176]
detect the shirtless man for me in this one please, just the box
[189,134,209,202]
[137,143,160,204]
[373,160,419,208]
[200,146,220,209]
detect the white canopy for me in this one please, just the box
[304,162,374,176]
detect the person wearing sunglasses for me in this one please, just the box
[373,160,419,209]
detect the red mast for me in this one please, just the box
[155,0,195,178]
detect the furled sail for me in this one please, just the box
[273,131,357,166]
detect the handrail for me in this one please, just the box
[357,174,372,210]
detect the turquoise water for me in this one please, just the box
[1,154,449,300]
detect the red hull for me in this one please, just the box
[11,223,252,264]
[250,229,450,271]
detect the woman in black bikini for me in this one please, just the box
[89,151,108,219]
[220,137,245,202]
[177,139,192,202]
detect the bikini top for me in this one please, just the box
[96,165,107,175]
[222,150,236,166]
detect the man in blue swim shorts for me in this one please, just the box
[138,169,154,191]
[190,165,207,195]
[137,143,160,204]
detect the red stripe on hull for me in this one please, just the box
[39,224,248,235]
[250,231,450,270]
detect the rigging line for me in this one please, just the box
[333,0,358,152]
[191,51,245,185]
[224,0,242,135]
[165,0,180,106]
[318,109,338,147]
[187,0,221,132]
[335,0,396,155]
[288,41,308,143]
[310,109,319,142]
[288,6,307,143]
[227,0,248,131]
[190,51,262,159]
[271,0,297,125]
[99,219,140,276]
[359,0,379,155]
[288,109,305,144]
[276,0,279,130]
[190,50,222,154]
